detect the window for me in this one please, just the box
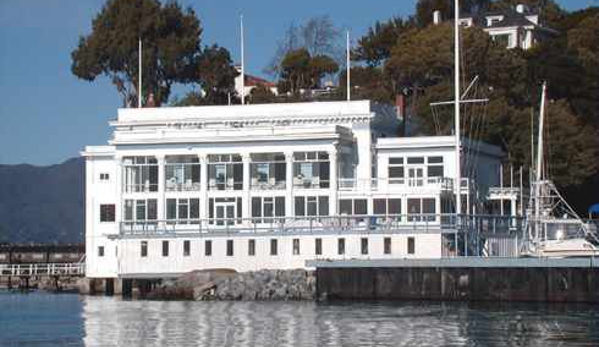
[100,204,115,222]
[315,238,322,255]
[209,197,243,225]
[339,199,367,215]
[252,197,285,223]
[293,238,300,255]
[373,199,401,216]
[407,237,415,254]
[98,246,104,257]
[407,157,424,164]
[361,238,369,255]
[167,198,200,223]
[123,156,158,192]
[427,156,444,178]
[248,239,256,256]
[250,153,286,189]
[183,240,190,257]
[384,237,392,254]
[141,241,148,257]
[162,241,169,257]
[99,173,110,181]
[338,238,345,255]
[293,151,330,188]
[205,240,212,256]
[270,239,278,255]
[165,156,200,191]
[226,240,234,256]
[208,154,243,190]
[124,199,157,221]
[408,198,436,221]
[388,157,404,184]
[295,196,329,217]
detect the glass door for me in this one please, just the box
[408,167,424,186]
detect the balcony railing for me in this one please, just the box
[119,214,523,237]
[250,178,286,190]
[208,179,243,191]
[293,177,330,189]
[165,179,201,192]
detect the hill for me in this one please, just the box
[0,158,84,244]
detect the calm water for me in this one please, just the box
[0,291,598,347]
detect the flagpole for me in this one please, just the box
[240,15,245,105]
[346,30,350,101]
[138,38,142,108]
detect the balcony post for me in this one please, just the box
[328,148,338,216]
[199,154,208,223]
[156,154,165,221]
[242,153,251,222]
[285,152,294,218]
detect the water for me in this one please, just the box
[0,291,598,347]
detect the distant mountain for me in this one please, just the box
[0,158,84,244]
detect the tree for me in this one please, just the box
[249,84,277,104]
[194,45,239,105]
[265,16,342,77]
[277,48,339,94]
[71,0,202,106]
[354,17,413,66]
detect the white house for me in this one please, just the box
[82,100,517,280]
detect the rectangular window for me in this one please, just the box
[123,156,158,192]
[99,173,110,181]
[252,196,285,223]
[250,153,286,189]
[293,151,330,188]
[141,241,148,257]
[295,196,305,216]
[183,240,190,257]
[162,241,169,257]
[407,157,424,164]
[315,238,322,255]
[100,204,115,222]
[296,196,328,217]
[338,238,345,255]
[407,237,415,255]
[98,246,104,257]
[408,198,421,221]
[125,199,157,221]
[373,199,386,215]
[388,157,404,184]
[354,200,367,215]
[270,239,278,256]
[427,156,444,178]
[205,240,212,256]
[226,240,234,256]
[165,155,200,192]
[339,199,352,215]
[293,238,300,255]
[248,239,256,256]
[422,198,436,221]
[208,154,243,191]
[361,237,369,255]
[167,198,200,223]
[384,237,392,254]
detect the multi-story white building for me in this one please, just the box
[82,100,517,280]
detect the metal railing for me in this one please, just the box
[0,262,85,277]
[119,214,523,237]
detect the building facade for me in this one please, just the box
[83,100,514,279]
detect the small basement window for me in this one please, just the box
[141,241,148,257]
[100,204,115,222]
[98,246,105,257]
[407,237,415,255]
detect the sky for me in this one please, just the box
[0,0,591,166]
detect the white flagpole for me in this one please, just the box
[138,38,142,108]
[240,15,245,105]
[346,30,350,101]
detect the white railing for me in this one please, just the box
[0,262,85,277]
[339,177,454,191]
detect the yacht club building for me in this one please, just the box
[82,100,513,279]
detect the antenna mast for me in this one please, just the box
[240,15,245,105]
[138,38,142,108]
[534,82,547,240]
[454,0,462,216]
[346,30,351,101]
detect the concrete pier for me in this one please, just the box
[310,258,599,303]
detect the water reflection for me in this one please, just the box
[81,297,599,347]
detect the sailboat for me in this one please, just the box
[521,82,599,257]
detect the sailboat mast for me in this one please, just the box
[534,82,547,241]
[454,0,462,216]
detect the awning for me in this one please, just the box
[589,203,599,214]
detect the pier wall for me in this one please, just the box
[315,260,599,303]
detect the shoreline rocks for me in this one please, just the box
[146,269,316,301]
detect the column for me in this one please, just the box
[199,154,208,222]
[242,154,251,223]
[285,152,294,218]
[114,156,123,227]
[328,148,338,216]
[510,197,517,229]
[156,155,165,221]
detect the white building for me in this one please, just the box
[82,100,516,280]
[435,4,556,50]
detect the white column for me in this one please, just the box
[329,148,338,216]
[156,155,165,221]
[242,154,251,221]
[199,154,208,221]
[285,152,294,217]
[115,156,123,225]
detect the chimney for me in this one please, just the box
[516,4,527,14]
[396,94,406,136]
[433,10,442,25]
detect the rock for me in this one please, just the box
[77,277,91,294]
